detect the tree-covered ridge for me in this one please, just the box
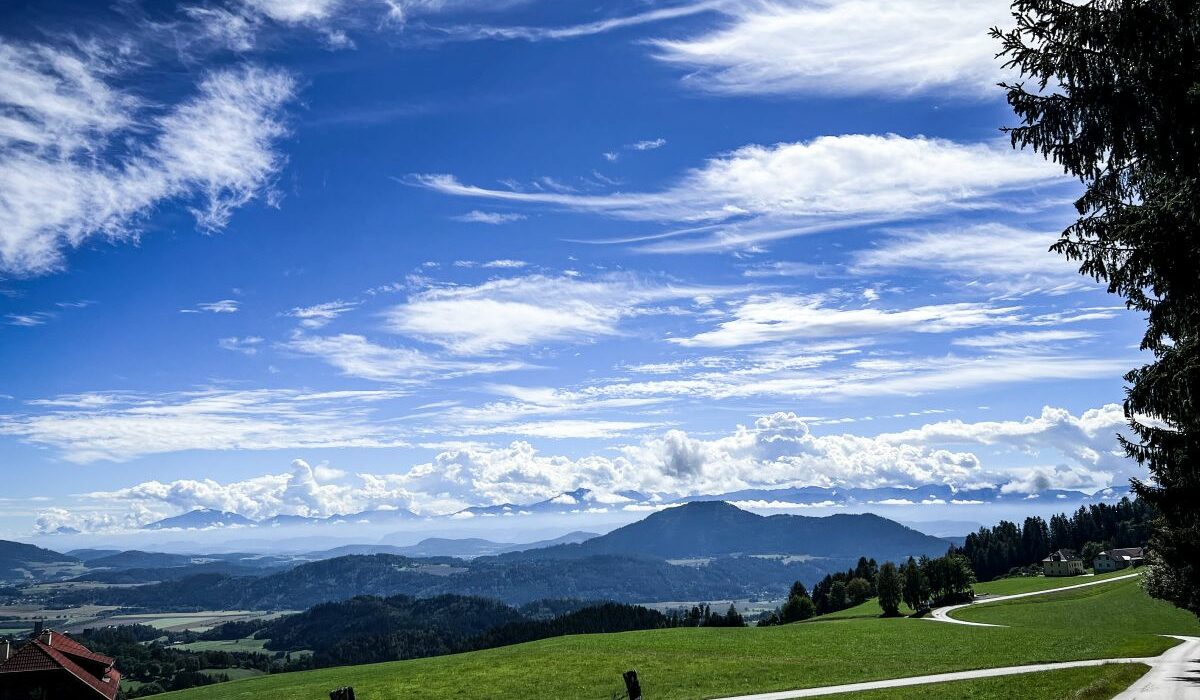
[53,553,827,610]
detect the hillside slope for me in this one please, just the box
[0,540,81,582]
[159,576,1199,700]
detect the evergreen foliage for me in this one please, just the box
[994,0,1200,617]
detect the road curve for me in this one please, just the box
[928,571,1142,627]
[1112,635,1200,700]
[714,636,1199,700]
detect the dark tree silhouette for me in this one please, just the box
[994,0,1200,616]
[875,562,903,617]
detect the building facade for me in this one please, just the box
[1093,547,1145,572]
[1042,549,1085,577]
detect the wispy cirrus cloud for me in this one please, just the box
[0,39,295,276]
[674,295,1022,348]
[451,210,527,224]
[651,0,1011,98]
[283,332,526,382]
[413,134,1068,253]
[0,389,409,463]
[182,299,241,314]
[285,300,358,328]
[430,2,721,42]
[852,224,1096,296]
[383,273,734,355]
[218,336,265,355]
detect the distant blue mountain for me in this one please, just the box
[143,508,256,531]
[508,501,951,563]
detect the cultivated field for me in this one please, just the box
[102,609,295,634]
[159,575,1198,700]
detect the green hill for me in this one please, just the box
[159,575,1198,700]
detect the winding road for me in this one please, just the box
[715,572,1200,699]
[927,571,1142,627]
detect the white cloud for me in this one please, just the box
[383,273,730,355]
[629,138,667,151]
[182,5,262,52]
[286,300,357,328]
[517,350,1127,405]
[415,134,1067,253]
[284,332,525,381]
[651,0,1010,98]
[0,389,410,463]
[6,312,54,327]
[464,419,660,439]
[952,329,1095,350]
[482,259,527,268]
[36,405,1139,529]
[0,41,295,276]
[451,210,526,224]
[878,404,1131,479]
[674,295,1021,348]
[432,3,719,42]
[79,458,426,528]
[183,299,241,314]
[852,224,1094,296]
[241,0,343,24]
[218,336,265,355]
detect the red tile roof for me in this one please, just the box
[0,633,120,700]
[43,631,115,667]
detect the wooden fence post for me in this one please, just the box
[623,670,643,700]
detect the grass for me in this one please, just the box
[973,568,1136,597]
[839,663,1150,700]
[200,669,268,681]
[159,576,1196,700]
[816,568,1139,621]
[176,638,271,654]
[955,574,1199,637]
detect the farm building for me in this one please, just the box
[1042,549,1085,577]
[1094,547,1145,572]
[0,627,121,699]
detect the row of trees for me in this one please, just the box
[809,557,881,615]
[957,498,1154,581]
[762,553,978,624]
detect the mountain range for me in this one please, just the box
[133,484,1132,533]
[504,501,950,563]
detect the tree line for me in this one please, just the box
[759,553,976,624]
[955,497,1154,582]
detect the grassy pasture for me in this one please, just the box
[973,568,1136,597]
[839,663,1150,699]
[158,576,1198,700]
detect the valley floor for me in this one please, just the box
[159,574,1200,700]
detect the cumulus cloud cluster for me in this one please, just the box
[40,404,1137,531]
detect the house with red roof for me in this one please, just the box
[0,627,121,699]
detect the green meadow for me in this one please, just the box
[161,576,1197,700]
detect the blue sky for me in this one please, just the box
[0,0,1146,538]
